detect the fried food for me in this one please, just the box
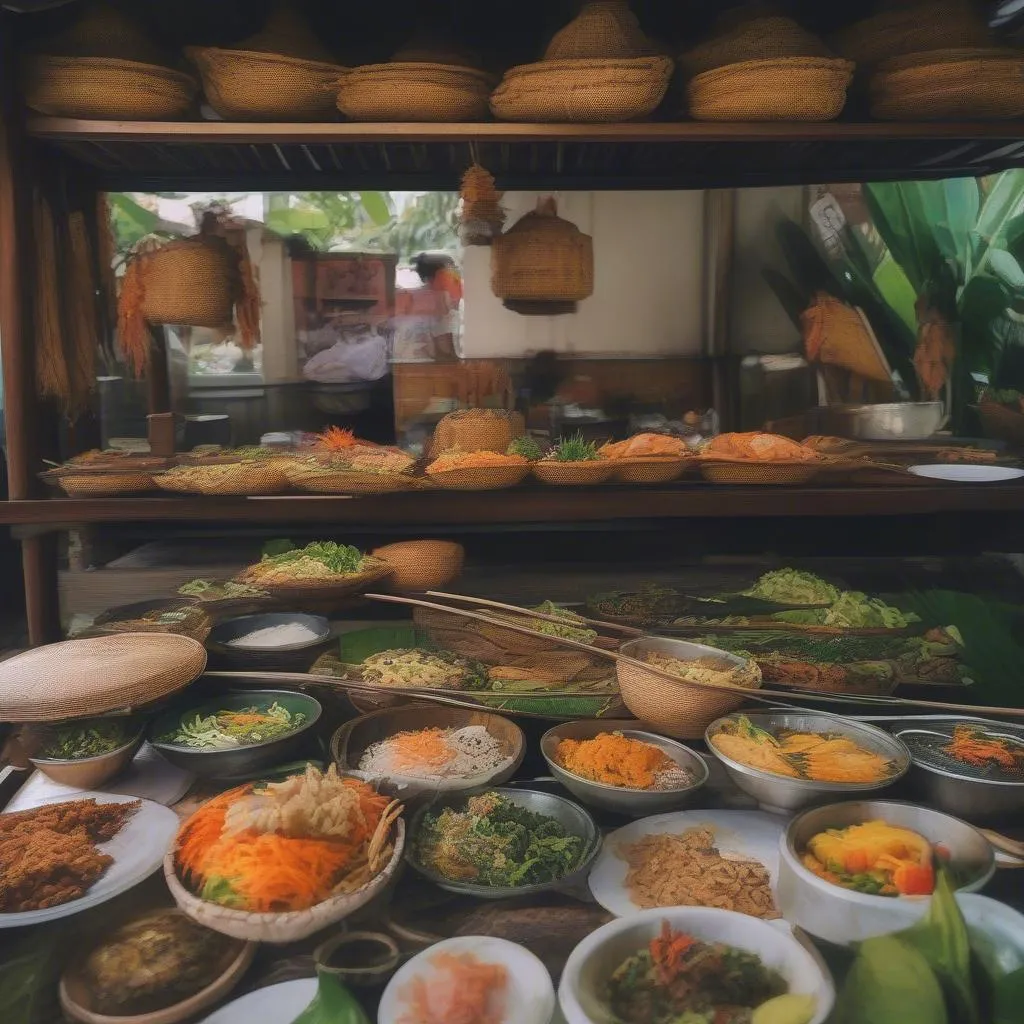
[620,829,779,919]
[703,432,818,462]
[0,798,140,912]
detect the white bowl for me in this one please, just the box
[777,799,996,945]
[378,936,554,1024]
[559,906,834,1024]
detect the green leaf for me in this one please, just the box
[989,249,1024,291]
[873,252,919,334]
[358,191,392,227]
[261,538,295,558]
[292,971,371,1024]
[337,625,431,664]
[266,207,331,234]
[973,169,1024,276]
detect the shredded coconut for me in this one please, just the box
[359,725,512,781]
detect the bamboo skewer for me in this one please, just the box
[981,829,1024,860]
[366,592,1024,720]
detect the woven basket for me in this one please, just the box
[371,540,465,591]
[979,400,1024,446]
[165,812,405,943]
[532,460,615,485]
[680,15,835,77]
[337,63,492,121]
[491,56,672,123]
[833,1,993,66]
[56,472,157,497]
[492,198,594,303]
[186,48,343,121]
[22,56,197,119]
[0,633,206,722]
[687,57,853,121]
[871,50,1024,120]
[616,657,759,739]
[426,464,531,491]
[137,238,235,328]
[285,467,420,495]
[235,558,395,602]
[89,601,212,644]
[700,460,820,485]
[610,457,691,484]
[153,464,289,496]
[431,410,524,457]
[34,2,168,63]
[545,0,657,60]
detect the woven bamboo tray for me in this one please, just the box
[686,57,853,121]
[22,56,198,119]
[0,633,207,722]
[532,460,615,486]
[286,469,422,495]
[337,63,493,121]
[54,472,159,497]
[234,558,395,602]
[490,56,673,123]
[609,457,692,484]
[699,459,821,485]
[153,464,290,496]
[425,464,531,491]
[187,47,344,120]
[165,807,405,943]
[88,599,213,644]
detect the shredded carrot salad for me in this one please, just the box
[388,728,456,772]
[944,725,1024,773]
[427,448,528,473]
[315,426,375,451]
[557,732,675,789]
[398,951,508,1024]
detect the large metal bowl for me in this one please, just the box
[406,787,601,899]
[706,711,910,814]
[817,401,946,440]
[29,729,144,789]
[895,721,1024,825]
[150,689,322,778]
[540,719,708,816]
[777,799,995,945]
[206,612,332,670]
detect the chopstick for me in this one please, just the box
[981,829,1024,861]
[426,589,645,637]
[366,592,1024,720]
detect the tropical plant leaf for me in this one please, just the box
[357,190,392,227]
[959,275,1011,376]
[336,626,431,664]
[988,249,1024,291]
[943,177,981,276]
[972,169,1024,275]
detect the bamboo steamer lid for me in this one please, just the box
[544,0,657,60]
[0,634,207,722]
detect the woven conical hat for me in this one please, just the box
[0,633,207,721]
[681,15,834,77]
[235,5,335,63]
[33,2,167,64]
[544,0,656,60]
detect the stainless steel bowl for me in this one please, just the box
[777,799,996,945]
[895,722,1024,825]
[706,711,910,813]
[540,719,708,816]
[406,787,601,899]
[817,401,947,441]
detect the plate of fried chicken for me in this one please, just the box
[0,792,178,925]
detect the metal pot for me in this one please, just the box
[817,401,947,440]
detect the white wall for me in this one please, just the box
[459,190,706,359]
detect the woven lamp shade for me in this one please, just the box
[0,634,207,722]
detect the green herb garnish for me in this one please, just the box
[547,432,600,463]
[507,436,544,461]
[40,719,133,760]
[262,541,365,575]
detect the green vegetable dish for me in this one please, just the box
[606,921,797,1024]
[162,702,306,749]
[743,569,840,607]
[39,718,135,760]
[414,791,585,888]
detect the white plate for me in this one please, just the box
[588,809,786,917]
[378,936,555,1024]
[201,979,317,1024]
[908,464,1024,483]
[0,791,179,927]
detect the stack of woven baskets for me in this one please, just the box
[491,198,595,305]
[186,7,344,121]
[680,13,854,121]
[337,38,493,121]
[491,0,673,122]
[834,1,1024,119]
[429,408,526,457]
[21,2,198,119]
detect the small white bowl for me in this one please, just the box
[378,936,554,1024]
[559,906,834,1024]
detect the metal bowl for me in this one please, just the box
[29,729,144,789]
[540,719,708,816]
[895,721,1024,825]
[706,711,910,814]
[405,787,601,900]
[777,799,996,945]
[150,689,322,778]
[206,613,332,670]
[817,401,946,441]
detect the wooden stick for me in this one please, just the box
[426,589,645,636]
[365,592,1024,720]
[981,829,1024,860]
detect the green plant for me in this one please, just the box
[507,436,544,460]
[548,432,600,462]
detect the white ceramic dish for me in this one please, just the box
[559,906,835,1024]
[777,799,996,945]
[378,935,555,1024]
[908,464,1024,483]
[200,978,316,1024]
[0,792,179,927]
[587,809,785,917]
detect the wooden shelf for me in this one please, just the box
[26,118,1024,190]
[5,483,1024,528]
